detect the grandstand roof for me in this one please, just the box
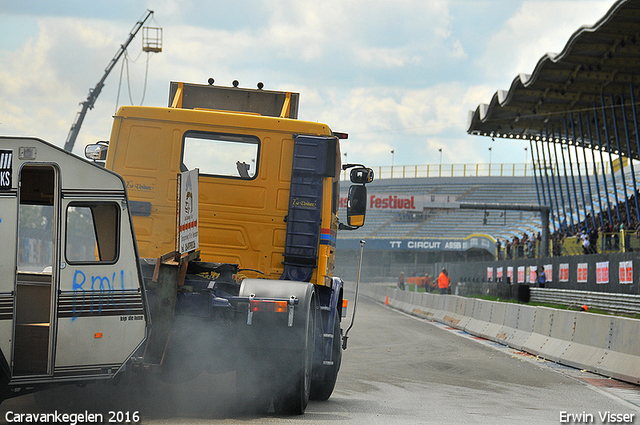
[467,0,640,159]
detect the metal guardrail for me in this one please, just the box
[530,288,640,315]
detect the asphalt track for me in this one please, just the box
[1,284,640,424]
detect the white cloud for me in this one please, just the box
[478,0,615,87]
[0,0,621,167]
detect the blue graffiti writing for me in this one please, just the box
[71,269,127,321]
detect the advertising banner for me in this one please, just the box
[529,266,537,284]
[544,264,553,283]
[337,236,494,252]
[340,192,459,212]
[596,261,609,285]
[559,263,569,282]
[178,169,199,254]
[517,266,525,284]
[577,263,588,283]
[619,260,633,285]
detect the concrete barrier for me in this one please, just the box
[599,317,640,384]
[464,298,492,336]
[480,302,508,342]
[560,312,611,373]
[522,307,554,357]
[502,304,536,350]
[433,295,455,324]
[359,283,640,386]
[450,296,468,327]
[537,309,576,363]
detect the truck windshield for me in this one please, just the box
[182,131,259,179]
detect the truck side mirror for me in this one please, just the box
[349,167,374,184]
[347,184,367,227]
[84,142,109,162]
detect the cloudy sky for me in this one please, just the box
[0,0,618,169]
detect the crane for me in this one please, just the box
[64,9,160,152]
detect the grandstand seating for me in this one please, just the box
[338,165,640,242]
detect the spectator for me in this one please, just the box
[588,227,598,254]
[552,234,563,256]
[538,268,546,288]
[581,230,590,254]
[517,235,525,258]
[613,220,620,251]
[438,268,450,295]
[604,220,613,250]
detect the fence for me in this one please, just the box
[342,161,613,181]
[447,251,640,294]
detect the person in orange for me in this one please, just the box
[438,268,450,295]
[425,273,433,293]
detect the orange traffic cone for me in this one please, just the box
[384,295,389,305]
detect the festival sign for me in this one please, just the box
[339,192,459,212]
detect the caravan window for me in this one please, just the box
[182,131,260,179]
[65,203,120,264]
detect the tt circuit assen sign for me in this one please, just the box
[337,236,495,253]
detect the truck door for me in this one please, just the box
[13,164,58,376]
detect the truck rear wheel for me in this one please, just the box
[310,311,342,401]
[273,297,316,415]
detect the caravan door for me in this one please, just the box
[12,164,59,377]
[54,191,146,379]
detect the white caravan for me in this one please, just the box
[0,137,147,399]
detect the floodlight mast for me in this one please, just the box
[63,10,156,152]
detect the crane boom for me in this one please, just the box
[63,10,155,152]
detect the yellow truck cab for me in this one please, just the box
[106,82,344,285]
[89,81,373,414]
